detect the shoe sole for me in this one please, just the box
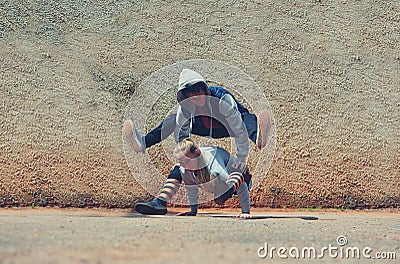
[214,197,224,205]
[257,110,272,149]
[134,203,167,215]
[123,120,144,153]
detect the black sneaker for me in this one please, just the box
[134,197,167,215]
[214,187,235,205]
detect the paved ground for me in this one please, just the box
[0,208,398,264]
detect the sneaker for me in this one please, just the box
[214,187,234,205]
[134,197,167,215]
[123,119,145,153]
[256,110,272,149]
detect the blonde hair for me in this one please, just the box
[174,138,210,184]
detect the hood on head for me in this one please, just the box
[178,69,207,91]
[177,69,210,103]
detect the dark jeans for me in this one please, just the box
[144,112,258,148]
[145,112,258,183]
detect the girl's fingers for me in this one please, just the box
[237,213,253,219]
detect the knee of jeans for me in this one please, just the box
[167,165,183,182]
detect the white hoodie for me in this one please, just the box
[180,146,251,213]
[174,69,250,162]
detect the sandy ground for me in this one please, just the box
[0,207,398,264]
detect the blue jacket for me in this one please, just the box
[175,85,250,162]
[208,86,249,114]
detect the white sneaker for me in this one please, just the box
[123,119,145,153]
[256,110,272,149]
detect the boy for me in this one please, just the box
[136,138,253,218]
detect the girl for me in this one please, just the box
[134,138,253,219]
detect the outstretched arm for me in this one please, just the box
[236,182,252,218]
[174,106,192,143]
[176,184,199,216]
[219,94,250,163]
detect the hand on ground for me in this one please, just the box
[237,213,253,219]
[176,211,197,216]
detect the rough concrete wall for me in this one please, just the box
[0,0,399,208]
